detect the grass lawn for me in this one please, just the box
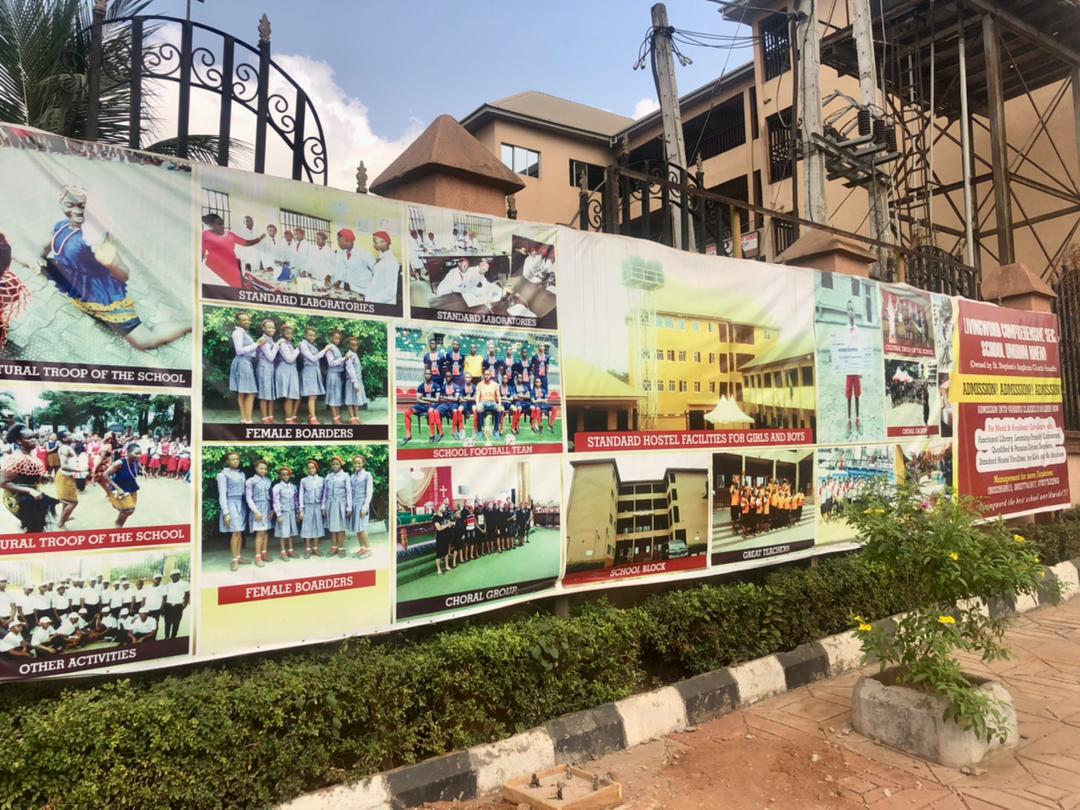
[395,412,562,448]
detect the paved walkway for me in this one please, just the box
[443,596,1080,809]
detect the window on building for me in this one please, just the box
[773,371,783,387]
[749,86,760,140]
[202,189,232,230]
[708,322,714,333]
[691,320,700,331]
[280,208,331,241]
[709,352,716,365]
[764,373,772,388]
[746,375,753,389]
[850,277,862,296]
[736,382,743,398]
[736,352,756,369]
[766,110,793,182]
[643,379,651,391]
[679,381,688,392]
[733,324,755,344]
[501,143,540,178]
[656,349,664,361]
[678,319,686,330]
[753,170,764,229]
[709,382,716,393]
[719,354,730,373]
[569,159,604,190]
[655,315,665,327]
[672,505,681,523]
[664,317,674,328]
[773,218,797,255]
[692,351,700,363]
[657,380,665,391]
[667,350,675,361]
[820,271,834,290]
[678,351,686,362]
[762,13,792,81]
[801,366,814,386]
[716,322,728,340]
[669,379,675,390]
[786,369,798,388]
[693,381,701,393]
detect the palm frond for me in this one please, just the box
[145,134,252,165]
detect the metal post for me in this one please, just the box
[797,0,827,224]
[650,3,694,250]
[696,163,707,253]
[128,17,144,150]
[982,14,1015,265]
[254,15,272,175]
[603,165,619,234]
[679,165,690,248]
[216,36,234,167]
[176,19,193,159]
[86,0,106,141]
[290,88,306,181]
[1071,66,1080,188]
[788,11,800,240]
[957,15,976,268]
[642,162,653,242]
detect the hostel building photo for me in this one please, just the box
[564,455,709,585]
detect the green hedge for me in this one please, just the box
[2,519,1077,809]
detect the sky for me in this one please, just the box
[150,0,755,189]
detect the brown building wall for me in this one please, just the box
[379,173,508,218]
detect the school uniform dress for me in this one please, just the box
[216,467,247,533]
[255,338,279,401]
[272,481,299,537]
[299,475,325,538]
[274,340,301,400]
[349,469,373,533]
[245,474,273,532]
[324,345,346,407]
[322,470,353,532]
[229,326,259,394]
[297,341,326,397]
[343,353,368,406]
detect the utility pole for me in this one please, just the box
[797,0,828,224]
[650,3,694,250]
[851,0,892,266]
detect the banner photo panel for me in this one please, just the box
[394,326,562,459]
[197,165,404,317]
[813,274,886,444]
[814,444,896,548]
[197,444,391,655]
[201,305,389,442]
[564,452,709,587]
[0,126,195,388]
[711,448,814,565]
[0,389,193,552]
[897,437,955,503]
[395,455,562,620]
[0,548,192,681]
[405,206,558,330]
[558,229,816,453]
[953,301,1069,518]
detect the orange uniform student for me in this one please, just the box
[729,481,741,529]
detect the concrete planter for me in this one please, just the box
[851,668,1018,769]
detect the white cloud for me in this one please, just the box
[632,97,660,119]
[142,26,421,191]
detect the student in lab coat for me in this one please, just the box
[365,231,399,305]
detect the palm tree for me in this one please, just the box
[0,0,248,162]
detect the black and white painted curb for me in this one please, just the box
[282,558,1080,810]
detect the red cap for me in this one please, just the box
[373,230,392,245]
[337,228,356,242]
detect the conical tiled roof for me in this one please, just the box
[371,114,525,195]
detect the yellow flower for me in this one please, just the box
[948,552,959,561]
[1013,534,1026,544]
[862,507,886,516]
[937,615,956,625]
[858,622,873,633]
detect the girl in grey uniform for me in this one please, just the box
[229,312,259,423]
[322,455,353,557]
[275,323,301,424]
[216,451,249,572]
[343,336,368,425]
[349,454,374,559]
[299,326,328,425]
[245,459,273,566]
[272,465,299,561]
[255,319,279,424]
[324,330,347,425]
[299,460,325,558]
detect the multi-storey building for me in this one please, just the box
[565,459,709,573]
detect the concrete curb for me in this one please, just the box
[280,556,1080,809]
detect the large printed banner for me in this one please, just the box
[0,126,1068,680]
